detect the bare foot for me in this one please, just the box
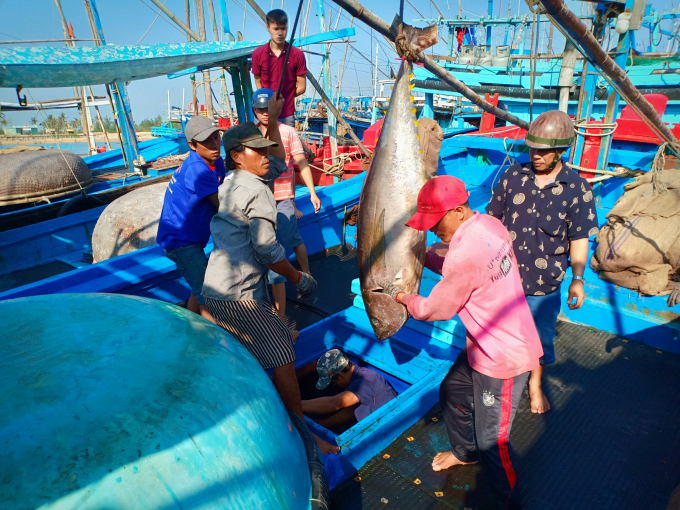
[529,384,551,414]
[431,451,478,472]
[315,435,340,455]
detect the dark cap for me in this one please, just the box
[222,122,278,152]
[184,116,220,143]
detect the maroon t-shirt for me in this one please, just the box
[251,42,307,118]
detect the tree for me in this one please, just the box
[41,114,59,133]
[0,112,9,127]
[70,118,82,133]
[30,116,37,126]
[93,116,117,133]
[134,115,164,132]
[57,113,68,133]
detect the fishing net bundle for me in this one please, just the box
[591,163,680,296]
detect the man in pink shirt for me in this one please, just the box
[380,176,542,510]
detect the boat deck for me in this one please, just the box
[286,247,680,510]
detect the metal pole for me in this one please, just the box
[327,0,530,129]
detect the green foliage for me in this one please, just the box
[93,116,117,133]
[134,115,164,132]
[0,112,9,127]
[40,113,71,134]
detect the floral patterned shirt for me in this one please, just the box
[486,162,599,296]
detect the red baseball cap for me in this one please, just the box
[405,176,470,231]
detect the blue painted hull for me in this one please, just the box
[0,175,365,300]
[83,134,190,170]
[0,293,312,509]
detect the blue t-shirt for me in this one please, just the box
[157,150,226,250]
[346,365,398,422]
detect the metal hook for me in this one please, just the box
[16,86,27,107]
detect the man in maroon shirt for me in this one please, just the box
[252,9,307,127]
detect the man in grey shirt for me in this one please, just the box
[203,94,339,455]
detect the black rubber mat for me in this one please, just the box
[331,321,680,510]
[282,244,359,331]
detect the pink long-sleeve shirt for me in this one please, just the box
[401,213,543,380]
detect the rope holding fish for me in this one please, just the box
[391,16,439,62]
[394,24,419,62]
[651,142,668,195]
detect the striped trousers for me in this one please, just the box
[205,297,295,370]
[440,348,529,510]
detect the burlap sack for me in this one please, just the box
[591,168,680,295]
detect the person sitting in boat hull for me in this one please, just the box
[301,349,398,434]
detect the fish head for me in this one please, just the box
[362,290,410,341]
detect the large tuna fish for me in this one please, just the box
[358,20,438,341]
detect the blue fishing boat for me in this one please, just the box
[3,0,680,506]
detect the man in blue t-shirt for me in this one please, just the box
[301,349,398,432]
[157,116,226,321]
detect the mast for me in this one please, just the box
[83,0,140,168]
[537,0,678,150]
[186,0,199,116]
[53,0,93,154]
[317,0,338,169]
[195,0,215,120]
[210,0,237,125]
[557,39,576,112]
[371,43,378,124]
[328,0,530,129]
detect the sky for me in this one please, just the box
[1,0,678,127]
